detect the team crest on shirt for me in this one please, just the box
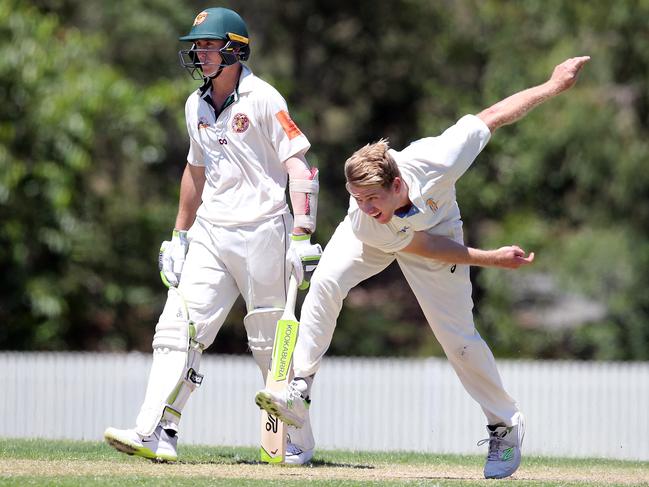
[426,198,439,212]
[231,113,250,133]
[193,11,208,26]
[197,117,210,130]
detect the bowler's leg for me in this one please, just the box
[397,252,524,479]
[256,217,394,426]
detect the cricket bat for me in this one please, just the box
[260,273,300,464]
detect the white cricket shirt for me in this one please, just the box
[185,65,310,226]
[348,114,491,253]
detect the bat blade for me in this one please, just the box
[270,317,299,382]
[259,275,299,464]
[260,410,284,463]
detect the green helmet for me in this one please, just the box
[178,8,250,79]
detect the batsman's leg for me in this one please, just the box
[239,214,312,464]
[105,287,204,462]
[244,307,289,463]
[105,222,240,461]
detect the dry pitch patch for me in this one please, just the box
[1,458,648,484]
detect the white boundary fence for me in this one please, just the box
[1,352,648,460]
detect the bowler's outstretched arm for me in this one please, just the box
[478,56,590,133]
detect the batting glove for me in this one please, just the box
[287,234,322,290]
[159,229,189,288]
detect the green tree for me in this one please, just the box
[2,0,648,360]
[0,0,186,350]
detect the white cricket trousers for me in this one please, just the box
[293,216,519,426]
[177,213,292,347]
[134,213,292,435]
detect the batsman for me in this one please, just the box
[256,56,590,477]
[104,7,323,464]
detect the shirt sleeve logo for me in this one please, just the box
[275,110,302,140]
[426,198,439,212]
[231,113,250,133]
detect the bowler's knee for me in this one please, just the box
[310,272,345,302]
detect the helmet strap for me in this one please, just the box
[209,65,225,81]
[199,65,225,92]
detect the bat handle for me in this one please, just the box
[285,273,299,314]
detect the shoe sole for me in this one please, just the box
[255,391,304,428]
[103,432,177,463]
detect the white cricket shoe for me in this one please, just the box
[285,441,314,465]
[104,425,178,462]
[479,412,525,479]
[285,408,315,465]
[255,378,310,428]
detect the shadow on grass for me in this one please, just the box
[178,454,375,470]
[308,459,374,469]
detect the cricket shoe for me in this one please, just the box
[104,425,178,462]
[479,412,525,479]
[285,441,314,465]
[255,378,310,428]
[285,410,315,465]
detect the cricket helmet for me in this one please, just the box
[178,7,250,80]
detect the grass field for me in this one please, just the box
[1,438,648,486]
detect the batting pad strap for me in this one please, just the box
[160,346,204,433]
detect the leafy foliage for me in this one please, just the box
[1,0,648,359]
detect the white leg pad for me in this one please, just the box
[287,407,315,450]
[244,308,283,382]
[135,289,204,436]
[159,344,203,432]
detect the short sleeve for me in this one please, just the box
[186,133,205,167]
[259,88,310,162]
[402,114,491,184]
[184,95,205,167]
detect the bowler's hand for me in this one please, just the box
[549,56,590,93]
[492,245,535,269]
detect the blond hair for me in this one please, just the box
[344,138,400,189]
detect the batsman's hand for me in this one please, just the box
[492,245,535,269]
[159,230,189,288]
[287,234,322,290]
